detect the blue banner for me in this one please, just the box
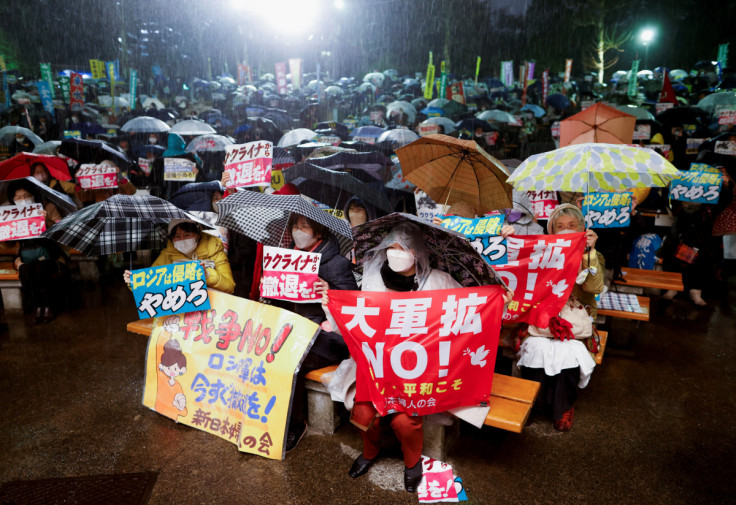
[130,261,211,319]
[439,214,508,265]
[583,192,632,228]
[670,170,722,204]
[36,80,55,114]
[1,71,10,108]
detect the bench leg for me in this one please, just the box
[0,285,23,311]
[422,414,459,461]
[306,387,343,434]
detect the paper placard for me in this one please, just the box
[583,192,632,228]
[655,102,674,114]
[261,246,322,303]
[316,135,341,146]
[0,203,46,241]
[164,158,197,182]
[224,141,273,188]
[716,107,736,125]
[686,138,708,155]
[138,157,152,176]
[418,124,440,137]
[130,261,211,319]
[439,214,508,265]
[670,170,722,204]
[633,124,651,141]
[527,190,558,219]
[715,140,736,156]
[76,163,118,189]
[352,136,376,144]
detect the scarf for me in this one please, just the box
[380,260,417,292]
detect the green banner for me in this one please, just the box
[475,56,481,84]
[39,63,55,99]
[58,76,70,103]
[107,61,117,114]
[424,64,435,100]
[439,61,447,100]
[627,59,640,98]
[129,69,138,110]
[718,43,729,68]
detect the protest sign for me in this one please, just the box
[686,138,707,155]
[352,135,376,144]
[414,190,444,222]
[316,135,341,146]
[0,203,45,241]
[69,72,84,111]
[715,140,736,156]
[141,289,320,460]
[483,131,499,146]
[633,124,651,141]
[138,157,152,176]
[655,102,674,114]
[494,233,586,327]
[224,141,273,188]
[163,158,196,182]
[564,59,572,83]
[670,170,722,204]
[130,261,210,319]
[329,285,505,416]
[288,58,302,89]
[583,192,632,228]
[76,163,118,190]
[643,143,671,159]
[689,162,722,175]
[446,81,465,104]
[526,190,558,219]
[63,130,81,139]
[716,107,736,126]
[369,110,384,124]
[260,246,322,303]
[418,124,440,137]
[551,121,561,138]
[418,457,460,503]
[439,214,507,265]
[275,62,288,95]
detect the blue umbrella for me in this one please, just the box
[521,104,546,118]
[421,106,444,117]
[546,93,570,110]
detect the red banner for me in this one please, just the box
[261,246,321,303]
[446,82,465,104]
[275,62,288,95]
[494,233,586,328]
[329,286,505,416]
[70,72,84,111]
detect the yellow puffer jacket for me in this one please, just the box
[152,233,235,294]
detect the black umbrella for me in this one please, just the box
[306,151,388,182]
[59,138,134,171]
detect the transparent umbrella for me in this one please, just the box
[120,116,171,133]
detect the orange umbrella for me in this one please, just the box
[560,103,636,147]
[395,134,512,213]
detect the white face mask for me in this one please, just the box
[292,229,316,250]
[33,173,49,184]
[556,228,580,235]
[15,198,35,207]
[386,249,415,272]
[173,238,197,255]
[149,137,157,144]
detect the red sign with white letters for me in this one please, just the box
[0,203,46,241]
[494,233,586,327]
[76,163,118,190]
[260,246,322,303]
[224,141,273,188]
[329,286,505,416]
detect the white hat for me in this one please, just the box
[168,218,200,236]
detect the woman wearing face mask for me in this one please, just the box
[515,204,603,432]
[267,213,358,453]
[30,163,79,203]
[122,219,235,294]
[77,160,137,205]
[8,179,68,324]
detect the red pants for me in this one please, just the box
[351,401,423,467]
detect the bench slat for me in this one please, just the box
[491,373,539,404]
[484,396,532,433]
[614,267,684,291]
[127,318,155,336]
[305,365,339,383]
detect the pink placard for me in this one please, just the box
[76,163,118,190]
[527,190,558,219]
[260,246,322,303]
[418,124,440,137]
[0,203,46,241]
[224,141,273,188]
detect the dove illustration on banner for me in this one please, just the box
[548,279,569,297]
[464,345,489,368]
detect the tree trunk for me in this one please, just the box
[597,20,605,84]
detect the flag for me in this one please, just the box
[659,72,678,104]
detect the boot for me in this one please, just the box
[661,289,677,300]
[32,307,43,324]
[689,289,707,306]
[42,306,55,323]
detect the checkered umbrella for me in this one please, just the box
[216,189,353,254]
[41,194,211,256]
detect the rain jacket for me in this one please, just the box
[152,233,235,294]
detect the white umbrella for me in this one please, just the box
[615,105,655,121]
[277,128,317,147]
[477,110,517,123]
[0,126,44,147]
[142,97,166,110]
[377,129,419,149]
[363,72,385,87]
[669,69,688,81]
[697,91,736,115]
[169,119,217,136]
[423,117,457,134]
[120,116,171,133]
[32,140,61,154]
[98,95,130,108]
[186,134,234,153]
[386,101,417,124]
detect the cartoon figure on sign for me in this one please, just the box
[155,316,189,420]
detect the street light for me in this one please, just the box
[639,27,656,69]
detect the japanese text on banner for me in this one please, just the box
[670,170,722,204]
[142,290,320,460]
[224,141,273,188]
[527,190,558,219]
[261,246,322,303]
[164,158,197,182]
[76,163,118,190]
[0,203,46,241]
[493,233,586,327]
[329,286,505,417]
[439,214,508,265]
[583,192,632,228]
[130,261,210,319]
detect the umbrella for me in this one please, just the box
[476,109,516,124]
[456,118,495,134]
[273,147,296,169]
[395,134,512,213]
[546,93,571,110]
[277,128,317,147]
[615,104,655,121]
[0,153,73,182]
[216,189,353,254]
[282,162,394,213]
[505,143,681,192]
[376,129,419,151]
[32,140,61,155]
[59,138,134,170]
[41,194,211,257]
[324,85,344,98]
[428,98,450,108]
[350,125,386,142]
[18,176,77,215]
[0,126,43,147]
[315,122,349,140]
[98,96,130,108]
[351,212,503,288]
[169,119,217,136]
[363,72,385,87]
[386,100,417,124]
[424,117,457,134]
[356,82,377,94]
[120,116,171,133]
[521,104,546,118]
[559,102,636,147]
[669,69,689,81]
[696,91,736,116]
[306,151,388,182]
[185,134,234,153]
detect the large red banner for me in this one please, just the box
[329,286,505,417]
[494,233,586,328]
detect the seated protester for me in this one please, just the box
[149,134,205,200]
[343,196,375,228]
[77,160,136,205]
[508,190,544,236]
[8,179,68,324]
[30,162,79,205]
[123,219,235,294]
[516,204,603,432]
[266,213,358,453]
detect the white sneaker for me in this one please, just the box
[689,289,707,306]
[662,290,677,300]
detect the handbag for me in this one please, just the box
[674,243,698,264]
[20,246,50,264]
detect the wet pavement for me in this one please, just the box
[2,277,735,504]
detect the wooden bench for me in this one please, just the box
[127,318,155,336]
[613,267,684,293]
[305,365,540,460]
[0,261,22,311]
[597,295,650,322]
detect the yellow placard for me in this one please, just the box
[142,290,320,459]
[270,169,284,191]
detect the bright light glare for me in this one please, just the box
[639,28,656,44]
[232,0,319,35]
[335,0,345,8]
